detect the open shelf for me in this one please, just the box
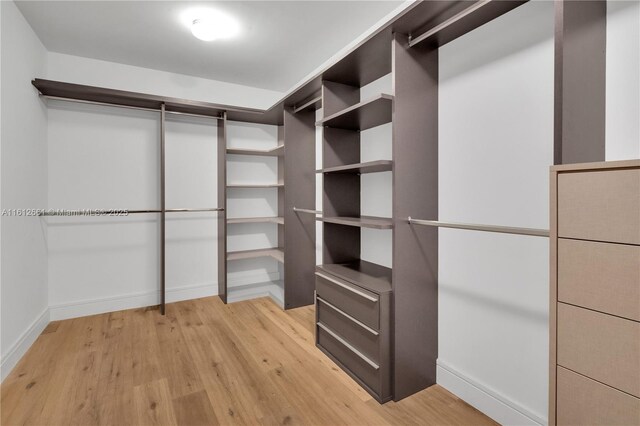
[227,183,284,189]
[316,94,393,131]
[317,215,393,230]
[226,145,284,157]
[227,280,284,307]
[316,260,392,294]
[227,248,284,263]
[227,216,284,225]
[317,160,392,174]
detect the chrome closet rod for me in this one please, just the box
[407,217,549,237]
[408,0,492,48]
[41,95,223,120]
[38,207,224,216]
[293,207,322,214]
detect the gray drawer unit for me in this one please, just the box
[315,262,392,403]
[315,271,380,330]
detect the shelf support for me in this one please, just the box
[160,103,166,315]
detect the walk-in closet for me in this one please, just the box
[2,0,639,425]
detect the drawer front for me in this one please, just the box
[557,169,640,245]
[315,272,379,330]
[558,239,640,321]
[317,323,386,399]
[557,303,640,397]
[317,296,380,363]
[557,367,640,426]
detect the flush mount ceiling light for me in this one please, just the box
[181,8,240,42]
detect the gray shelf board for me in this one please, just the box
[316,260,392,294]
[317,160,393,174]
[227,183,284,188]
[316,94,393,131]
[227,248,284,263]
[227,216,284,225]
[316,215,393,229]
[226,145,284,156]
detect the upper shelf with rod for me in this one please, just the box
[32,78,282,124]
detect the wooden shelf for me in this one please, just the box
[317,215,393,229]
[317,260,392,294]
[227,248,284,263]
[226,145,284,157]
[317,160,392,174]
[227,217,284,225]
[227,183,284,189]
[316,94,393,131]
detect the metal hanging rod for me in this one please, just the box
[407,217,549,237]
[293,207,322,215]
[166,208,225,213]
[38,207,224,217]
[408,0,491,48]
[41,95,223,120]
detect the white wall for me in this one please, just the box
[46,52,284,110]
[46,101,219,320]
[0,0,49,380]
[606,0,640,160]
[438,2,554,425]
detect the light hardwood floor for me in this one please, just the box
[1,297,496,426]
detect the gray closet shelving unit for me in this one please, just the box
[218,106,317,310]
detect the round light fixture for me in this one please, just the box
[182,9,240,42]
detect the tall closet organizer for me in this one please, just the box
[34,79,317,314]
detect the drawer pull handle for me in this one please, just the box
[315,272,378,302]
[317,322,380,370]
[317,296,379,336]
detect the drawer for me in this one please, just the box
[557,169,640,245]
[557,366,640,426]
[557,303,640,397]
[558,239,640,321]
[317,295,380,363]
[315,272,379,330]
[317,322,389,401]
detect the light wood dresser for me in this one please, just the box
[550,160,640,426]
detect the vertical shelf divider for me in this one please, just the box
[218,112,228,303]
[283,106,317,308]
[391,32,439,400]
[160,103,166,315]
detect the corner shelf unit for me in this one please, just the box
[219,105,317,309]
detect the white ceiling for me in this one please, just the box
[17,1,404,92]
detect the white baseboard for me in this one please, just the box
[437,360,546,426]
[1,308,50,382]
[49,282,219,321]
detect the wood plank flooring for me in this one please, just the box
[1,297,496,426]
